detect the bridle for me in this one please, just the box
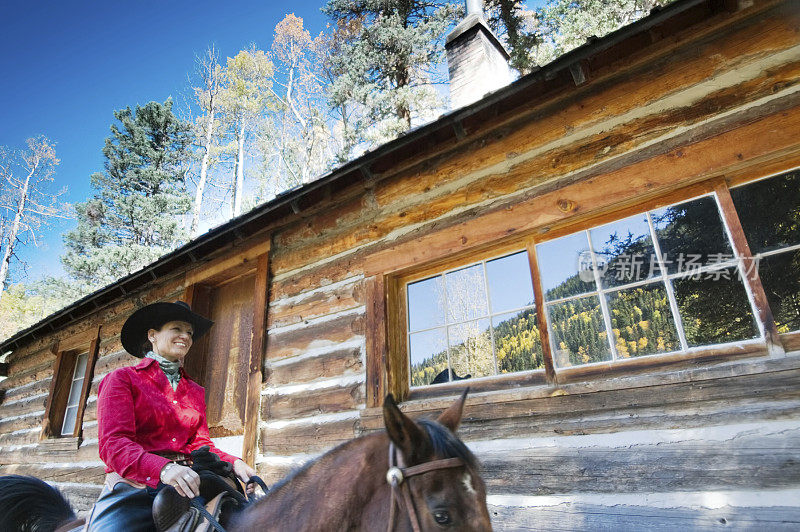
[385,443,465,532]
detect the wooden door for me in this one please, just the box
[185,273,255,438]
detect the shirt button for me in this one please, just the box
[146,477,151,481]
[173,400,178,404]
[172,438,176,442]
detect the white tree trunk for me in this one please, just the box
[0,167,32,303]
[233,123,246,217]
[191,106,215,238]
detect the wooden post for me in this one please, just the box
[242,252,269,466]
[527,242,557,382]
[714,181,785,356]
[365,274,389,407]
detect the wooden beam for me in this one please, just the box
[365,103,800,277]
[365,275,389,407]
[73,327,102,438]
[242,252,269,466]
[713,181,785,356]
[185,239,271,286]
[527,242,557,382]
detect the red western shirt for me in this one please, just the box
[97,357,238,487]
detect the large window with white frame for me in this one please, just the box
[401,169,800,388]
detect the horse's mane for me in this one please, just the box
[417,419,479,470]
[0,475,77,531]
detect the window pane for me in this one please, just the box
[492,309,543,373]
[73,352,88,377]
[537,231,596,300]
[448,319,494,379]
[758,249,800,332]
[408,276,446,332]
[730,171,800,254]
[673,267,759,346]
[547,295,611,367]
[445,264,488,322]
[652,196,734,275]
[486,251,534,313]
[607,283,679,358]
[66,376,84,406]
[409,328,448,387]
[61,405,78,436]
[591,214,658,288]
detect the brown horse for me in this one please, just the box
[0,391,492,531]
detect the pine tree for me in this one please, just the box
[62,100,192,288]
[323,0,462,143]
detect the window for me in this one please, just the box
[61,352,89,436]
[537,195,758,369]
[395,179,796,391]
[43,334,99,439]
[407,251,543,386]
[730,170,800,334]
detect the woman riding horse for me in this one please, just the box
[87,301,256,531]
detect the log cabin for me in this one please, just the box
[1,0,799,528]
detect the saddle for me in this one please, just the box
[152,447,268,532]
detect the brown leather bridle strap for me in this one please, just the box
[386,443,465,532]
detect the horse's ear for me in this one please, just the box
[383,393,429,463]
[437,388,469,432]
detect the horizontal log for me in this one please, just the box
[488,500,800,532]
[360,356,800,433]
[267,344,363,386]
[0,392,47,418]
[0,361,54,392]
[0,439,99,465]
[0,429,39,447]
[0,462,105,484]
[0,410,43,434]
[0,378,52,404]
[269,253,366,301]
[268,278,365,329]
[478,425,800,494]
[260,417,359,454]
[262,382,365,420]
[266,310,365,360]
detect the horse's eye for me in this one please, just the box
[433,509,452,526]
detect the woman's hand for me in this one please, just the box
[160,462,200,498]
[233,459,257,484]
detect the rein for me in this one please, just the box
[385,443,465,532]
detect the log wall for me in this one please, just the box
[0,1,798,528]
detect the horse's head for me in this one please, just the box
[383,390,492,531]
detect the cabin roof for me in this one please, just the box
[0,0,740,354]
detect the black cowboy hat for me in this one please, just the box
[121,301,213,357]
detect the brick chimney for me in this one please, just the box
[446,0,512,109]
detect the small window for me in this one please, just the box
[43,339,98,439]
[61,352,88,436]
[407,250,543,387]
[730,170,800,333]
[536,194,759,369]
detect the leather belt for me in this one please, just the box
[154,451,193,466]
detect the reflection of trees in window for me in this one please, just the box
[407,251,542,386]
[538,195,759,369]
[731,170,800,333]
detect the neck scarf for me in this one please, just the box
[146,351,181,390]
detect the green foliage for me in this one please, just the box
[62,100,192,288]
[0,283,74,339]
[324,0,462,143]
[527,0,676,67]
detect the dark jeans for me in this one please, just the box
[86,481,160,532]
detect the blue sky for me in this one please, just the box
[0,0,330,283]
